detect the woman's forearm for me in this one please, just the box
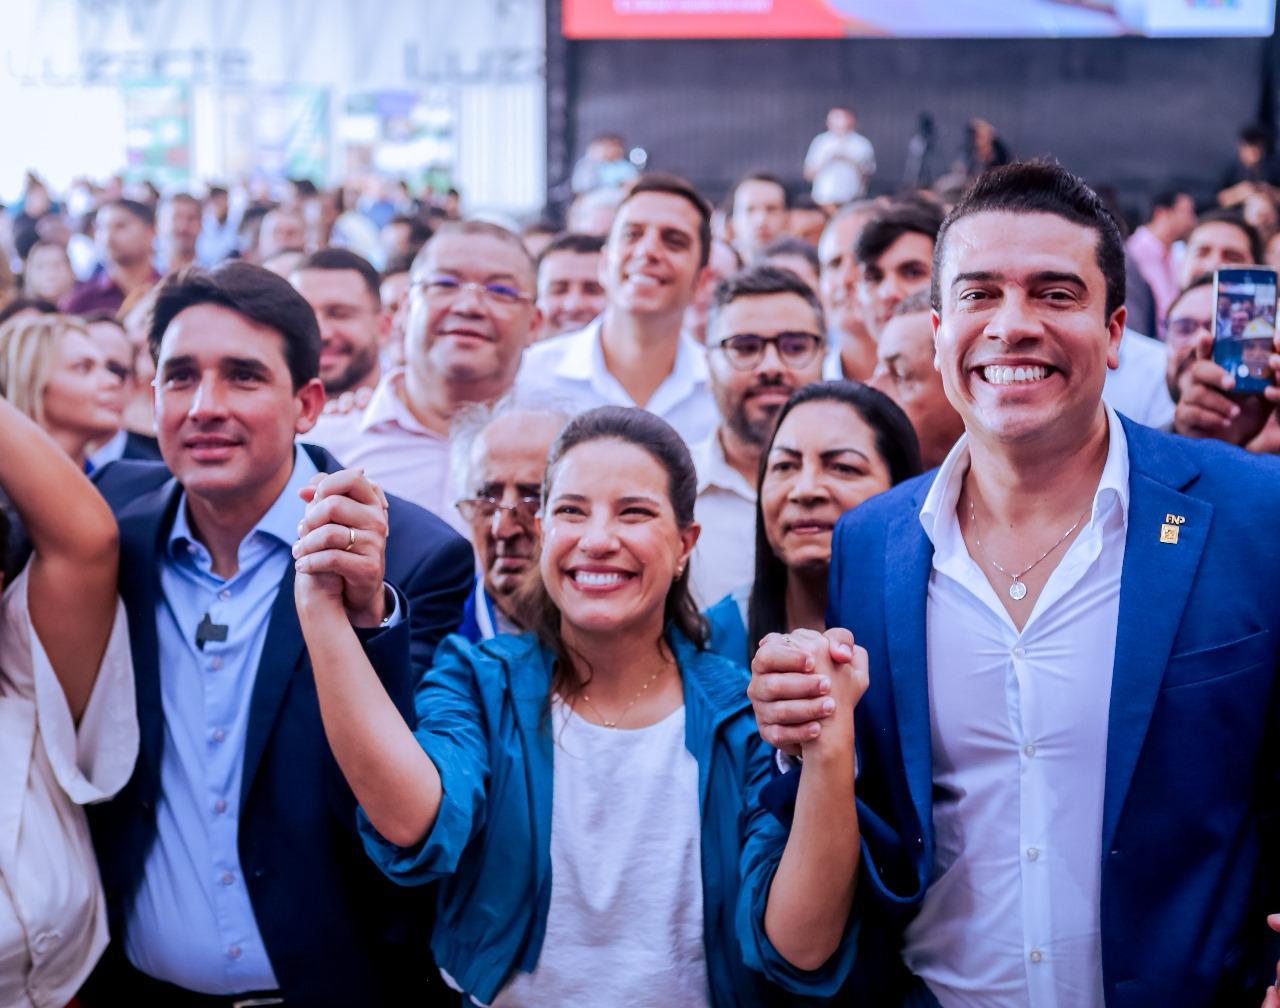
[300,601,443,847]
[763,745,860,971]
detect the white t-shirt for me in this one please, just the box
[804,130,876,204]
[491,701,709,1008]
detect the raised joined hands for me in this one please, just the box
[292,468,390,627]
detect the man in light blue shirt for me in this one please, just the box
[85,261,472,1006]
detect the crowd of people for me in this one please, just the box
[2,105,1280,1008]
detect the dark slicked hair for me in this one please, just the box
[1190,209,1264,264]
[708,263,825,336]
[293,247,381,302]
[856,201,945,267]
[931,159,1126,319]
[99,198,156,229]
[619,173,713,268]
[147,261,321,390]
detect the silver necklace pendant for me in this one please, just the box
[1008,579,1028,601]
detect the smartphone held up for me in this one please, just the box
[1212,267,1277,395]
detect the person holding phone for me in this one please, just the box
[294,406,799,1007]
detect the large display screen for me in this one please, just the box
[562,0,1275,39]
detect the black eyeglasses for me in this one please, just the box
[712,331,824,371]
[455,495,541,524]
[416,275,530,307]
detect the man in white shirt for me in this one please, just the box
[516,174,718,447]
[689,265,827,608]
[804,106,876,209]
[743,160,1280,1005]
[308,221,540,529]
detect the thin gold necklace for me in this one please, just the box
[580,666,667,729]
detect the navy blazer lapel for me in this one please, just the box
[1101,420,1209,854]
[240,560,305,806]
[882,484,936,839]
[116,480,182,794]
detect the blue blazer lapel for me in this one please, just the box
[882,486,936,840]
[116,480,182,795]
[1101,420,1209,854]
[240,562,305,806]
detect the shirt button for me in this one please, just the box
[209,657,223,671]
[1029,949,1043,964]
[1012,645,1027,658]
[218,589,231,601]
[220,871,235,885]
[1023,743,1036,758]
[227,945,242,960]
[1026,847,1040,861]
[214,798,227,814]
[212,728,226,743]
[31,931,60,955]
[187,543,199,555]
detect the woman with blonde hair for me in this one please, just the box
[0,313,125,470]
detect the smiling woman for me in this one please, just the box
[296,405,795,1007]
[705,381,922,667]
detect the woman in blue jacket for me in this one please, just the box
[294,405,803,1007]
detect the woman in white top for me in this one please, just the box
[294,407,792,1007]
[0,393,135,1008]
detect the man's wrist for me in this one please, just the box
[349,584,393,628]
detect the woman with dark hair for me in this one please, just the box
[706,381,922,666]
[294,405,792,1006]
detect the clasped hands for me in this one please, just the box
[292,468,390,628]
[748,627,870,759]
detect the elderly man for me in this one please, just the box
[690,265,826,608]
[450,398,568,640]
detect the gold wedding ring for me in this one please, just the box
[344,526,357,552]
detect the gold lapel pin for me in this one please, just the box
[1160,513,1185,544]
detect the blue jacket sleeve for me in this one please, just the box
[736,759,861,997]
[359,634,492,886]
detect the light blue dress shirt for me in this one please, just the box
[123,449,320,993]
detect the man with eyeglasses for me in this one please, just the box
[307,221,541,530]
[450,398,568,640]
[688,265,826,608]
[516,173,719,447]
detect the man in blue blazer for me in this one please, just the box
[741,162,1280,1006]
[84,262,473,1006]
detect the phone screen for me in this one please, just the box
[1212,267,1277,395]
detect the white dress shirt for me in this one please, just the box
[302,368,468,537]
[1101,328,1174,430]
[0,566,136,1008]
[515,318,719,447]
[688,430,757,609]
[905,406,1129,1008]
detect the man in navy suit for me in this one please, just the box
[740,161,1280,1006]
[85,262,473,1006]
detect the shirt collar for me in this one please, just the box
[693,429,756,501]
[358,367,443,439]
[168,445,319,560]
[920,403,1131,547]
[555,315,710,387]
